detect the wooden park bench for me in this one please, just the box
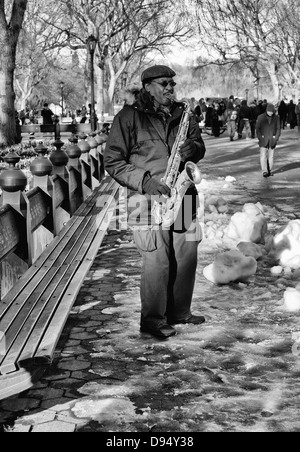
[0,176,119,400]
[0,136,120,400]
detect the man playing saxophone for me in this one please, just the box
[104,65,206,339]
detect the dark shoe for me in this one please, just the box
[170,315,206,326]
[263,172,269,178]
[140,323,177,339]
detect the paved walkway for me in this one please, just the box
[1,129,300,432]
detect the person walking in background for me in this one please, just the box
[262,99,268,112]
[238,99,252,140]
[211,102,221,137]
[256,103,281,178]
[80,105,88,123]
[41,103,54,125]
[19,109,26,125]
[249,100,258,139]
[226,95,235,110]
[226,105,239,141]
[287,99,297,129]
[205,99,214,128]
[199,98,207,122]
[193,100,204,124]
[104,64,206,339]
[295,99,300,132]
[278,100,288,130]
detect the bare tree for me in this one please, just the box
[0,0,28,147]
[56,0,191,114]
[194,0,300,99]
[15,0,67,111]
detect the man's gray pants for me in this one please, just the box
[133,221,202,327]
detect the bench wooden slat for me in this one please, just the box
[0,208,101,372]
[0,178,118,374]
[0,177,119,397]
[0,179,112,318]
[0,202,94,322]
[21,197,117,365]
[35,213,116,362]
[0,213,99,374]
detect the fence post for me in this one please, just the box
[95,130,108,180]
[87,133,100,188]
[49,139,71,235]
[49,139,69,178]
[0,153,29,297]
[78,133,92,200]
[30,142,53,192]
[0,152,27,214]
[65,135,83,215]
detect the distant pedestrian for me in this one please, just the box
[193,100,204,124]
[256,103,281,178]
[238,99,252,140]
[226,95,235,110]
[41,103,54,125]
[226,107,238,141]
[287,100,297,129]
[249,100,258,138]
[15,110,22,143]
[295,100,300,132]
[199,98,207,122]
[80,105,87,123]
[278,100,288,130]
[19,109,26,125]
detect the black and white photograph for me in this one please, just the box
[0,0,300,436]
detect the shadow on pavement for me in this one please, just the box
[274,162,300,174]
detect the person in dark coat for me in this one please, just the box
[278,100,288,130]
[256,103,281,178]
[104,65,206,339]
[238,99,252,139]
[287,100,297,129]
[249,100,258,139]
[41,103,54,125]
[204,99,214,127]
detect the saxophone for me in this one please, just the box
[152,101,202,228]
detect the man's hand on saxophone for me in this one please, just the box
[179,138,199,162]
[142,172,171,197]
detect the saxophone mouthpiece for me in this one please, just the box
[165,93,177,103]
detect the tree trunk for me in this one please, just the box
[0,40,17,147]
[108,75,116,116]
[0,0,28,147]
[15,73,33,111]
[265,62,280,101]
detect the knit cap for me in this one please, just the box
[266,103,276,113]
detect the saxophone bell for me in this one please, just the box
[185,161,201,185]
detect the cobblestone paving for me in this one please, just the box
[1,130,300,432]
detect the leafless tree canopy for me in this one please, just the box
[194,0,300,95]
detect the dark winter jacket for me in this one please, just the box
[104,87,206,226]
[238,100,253,121]
[278,101,288,119]
[256,108,281,149]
